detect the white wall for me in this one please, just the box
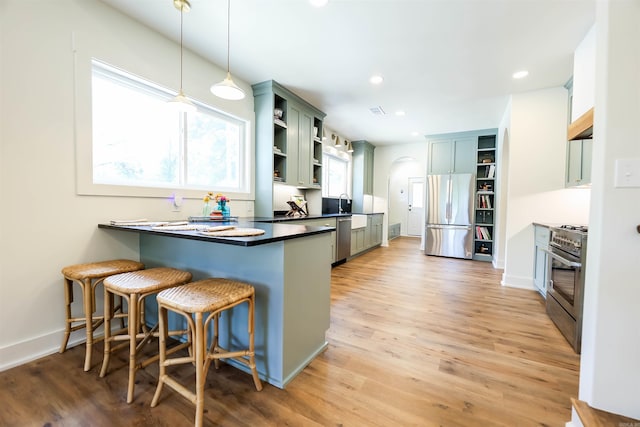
[373,142,427,247]
[501,87,591,290]
[0,0,255,369]
[577,0,640,419]
[494,104,512,269]
[571,25,596,121]
[388,158,423,236]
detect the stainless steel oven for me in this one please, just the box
[544,225,587,353]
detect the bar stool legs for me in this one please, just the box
[60,260,144,371]
[151,279,262,427]
[99,267,193,403]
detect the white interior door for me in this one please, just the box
[407,177,424,236]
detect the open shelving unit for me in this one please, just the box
[272,94,287,182]
[473,134,497,261]
[312,116,323,187]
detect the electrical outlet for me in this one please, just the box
[170,193,183,212]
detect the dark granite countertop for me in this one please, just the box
[253,213,353,223]
[99,219,334,247]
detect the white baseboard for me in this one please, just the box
[501,273,536,290]
[0,328,86,372]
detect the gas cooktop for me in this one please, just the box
[558,224,588,233]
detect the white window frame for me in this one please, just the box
[322,152,350,198]
[76,59,251,200]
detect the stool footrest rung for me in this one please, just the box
[161,375,197,405]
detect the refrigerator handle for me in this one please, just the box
[445,202,451,220]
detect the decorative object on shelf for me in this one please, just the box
[214,193,231,217]
[210,0,245,100]
[167,0,197,113]
[274,108,283,119]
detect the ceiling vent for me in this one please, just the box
[369,106,386,116]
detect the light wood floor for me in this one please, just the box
[0,237,579,426]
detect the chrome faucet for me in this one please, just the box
[338,193,349,214]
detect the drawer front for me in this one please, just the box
[286,218,336,228]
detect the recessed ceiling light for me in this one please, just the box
[512,70,529,79]
[309,0,328,7]
[395,110,406,116]
[369,75,384,85]
[411,131,420,137]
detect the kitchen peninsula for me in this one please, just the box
[99,220,334,389]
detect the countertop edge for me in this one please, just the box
[98,222,334,246]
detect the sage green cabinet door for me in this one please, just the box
[581,139,592,184]
[285,103,314,187]
[286,105,300,186]
[566,139,592,187]
[363,145,374,195]
[298,111,313,187]
[428,138,476,174]
[453,137,477,173]
[428,140,454,174]
[372,214,383,245]
[350,228,366,256]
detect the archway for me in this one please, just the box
[387,156,424,249]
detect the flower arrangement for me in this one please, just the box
[214,193,229,204]
[203,192,215,204]
[202,192,230,217]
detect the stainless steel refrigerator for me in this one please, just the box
[425,173,474,259]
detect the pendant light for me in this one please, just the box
[211,0,245,100]
[167,0,197,113]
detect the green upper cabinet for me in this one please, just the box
[427,137,476,174]
[252,80,326,216]
[566,138,592,187]
[352,140,375,212]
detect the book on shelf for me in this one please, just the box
[477,194,492,209]
[487,164,496,178]
[475,226,492,240]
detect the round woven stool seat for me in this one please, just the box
[59,259,145,371]
[104,267,193,294]
[62,259,144,280]
[157,278,254,314]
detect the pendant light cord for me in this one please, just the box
[179,5,184,92]
[226,0,231,74]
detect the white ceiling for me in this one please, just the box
[99,0,595,146]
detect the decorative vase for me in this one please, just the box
[202,201,212,217]
[217,201,230,217]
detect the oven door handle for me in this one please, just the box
[543,248,582,268]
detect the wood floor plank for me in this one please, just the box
[0,237,579,426]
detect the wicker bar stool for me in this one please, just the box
[100,267,193,403]
[151,278,263,427]
[60,259,145,371]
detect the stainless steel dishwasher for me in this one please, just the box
[336,216,352,263]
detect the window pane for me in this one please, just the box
[323,154,348,197]
[92,72,180,187]
[186,109,240,189]
[411,182,424,208]
[90,60,248,195]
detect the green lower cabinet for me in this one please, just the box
[351,228,366,256]
[285,217,337,263]
[350,214,384,257]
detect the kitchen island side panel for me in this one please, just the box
[282,234,331,385]
[138,232,331,388]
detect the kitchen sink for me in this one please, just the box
[351,214,367,229]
